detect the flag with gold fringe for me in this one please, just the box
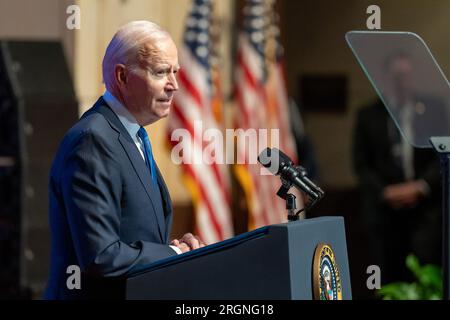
[234,0,300,229]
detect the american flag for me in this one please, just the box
[167,0,234,244]
[234,0,300,228]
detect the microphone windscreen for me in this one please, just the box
[257,148,272,168]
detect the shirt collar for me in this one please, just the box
[103,90,141,142]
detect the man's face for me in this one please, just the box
[121,37,179,125]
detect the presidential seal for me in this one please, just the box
[312,243,342,300]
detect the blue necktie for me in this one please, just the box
[138,127,157,185]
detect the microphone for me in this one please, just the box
[296,166,325,199]
[257,148,324,200]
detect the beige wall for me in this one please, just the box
[0,0,75,75]
[284,0,450,188]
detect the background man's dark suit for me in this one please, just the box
[353,99,442,284]
[45,97,176,299]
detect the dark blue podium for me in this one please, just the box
[126,217,352,300]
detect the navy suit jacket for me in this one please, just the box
[44,97,176,299]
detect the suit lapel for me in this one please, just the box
[89,97,166,242]
[119,135,166,240]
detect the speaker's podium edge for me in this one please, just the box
[125,216,352,300]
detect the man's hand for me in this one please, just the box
[382,180,428,209]
[170,233,206,253]
[170,239,191,253]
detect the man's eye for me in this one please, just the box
[152,68,178,77]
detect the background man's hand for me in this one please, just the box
[382,180,428,209]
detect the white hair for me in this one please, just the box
[102,20,170,91]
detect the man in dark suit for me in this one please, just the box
[45,21,204,299]
[353,52,444,284]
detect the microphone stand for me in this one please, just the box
[276,173,323,222]
[286,193,298,221]
[430,137,450,300]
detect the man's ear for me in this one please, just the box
[115,64,127,86]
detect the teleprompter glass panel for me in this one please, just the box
[346,31,450,148]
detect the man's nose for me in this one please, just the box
[167,72,179,91]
